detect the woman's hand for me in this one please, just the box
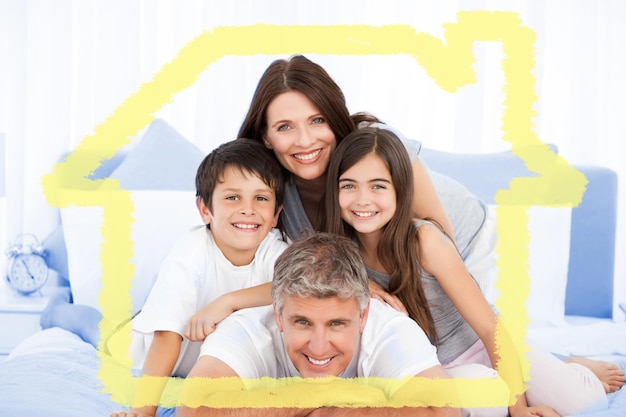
[368,280,408,315]
[184,297,234,341]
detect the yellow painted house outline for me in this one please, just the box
[42,10,587,409]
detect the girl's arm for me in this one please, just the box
[418,224,558,417]
[411,158,456,244]
[184,282,272,341]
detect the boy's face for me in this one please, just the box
[198,166,281,266]
[274,295,369,378]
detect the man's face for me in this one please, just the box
[274,295,369,378]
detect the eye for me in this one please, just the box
[277,124,291,132]
[225,195,240,201]
[255,195,270,202]
[330,320,345,327]
[295,319,310,326]
[311,117,324,124]
[339,182,355,190]
[372,184,387,190]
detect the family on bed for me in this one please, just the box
[40,55,624,417]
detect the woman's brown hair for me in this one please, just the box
[238,55,360,146]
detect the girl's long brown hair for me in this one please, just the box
[324,127,438,345]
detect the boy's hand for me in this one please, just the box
[185,296,234,341]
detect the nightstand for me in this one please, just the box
[0,282,51,357]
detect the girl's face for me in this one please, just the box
[264,91,337,181]
[338,152,397,238]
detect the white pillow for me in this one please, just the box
[60,190,201,313]
[485,205,572,328]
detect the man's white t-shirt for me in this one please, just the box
[200,299,440,386]
[130,225,288,376]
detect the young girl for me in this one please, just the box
[324,126,622,417]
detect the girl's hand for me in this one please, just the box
[184,297,234,341]
[368,280,408,315]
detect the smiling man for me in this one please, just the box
[178,232,460,417]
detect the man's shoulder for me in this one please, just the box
[202,305,284,378]
[359,299,439,379]
[224,305,278,336]
[207,305,278,352]
[362,299,433,347]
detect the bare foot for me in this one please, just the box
[567,356,626,393]
[40,287,72,329]
[40,287,101,347]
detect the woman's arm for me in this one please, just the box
[411,158,456,243]
[185,283,272,341]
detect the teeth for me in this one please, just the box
[354,211,376,218]
[293,149,321,161]
[234,223,259,229]
[307,356,331,366]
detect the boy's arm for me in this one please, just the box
[112,330,182,417]
[185,282,272,341]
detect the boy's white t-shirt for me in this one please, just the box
[130,225,288,376]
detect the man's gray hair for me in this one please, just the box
[271,232,370,315]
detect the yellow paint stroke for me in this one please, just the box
[41,10,587,410]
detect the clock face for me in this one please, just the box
[7,253,49,294]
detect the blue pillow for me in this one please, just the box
[419,145,557,205]
[46,119,204,279]
[108,119,204,190]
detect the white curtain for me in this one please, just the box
[1,0,625,315]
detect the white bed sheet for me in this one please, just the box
[0,328,119,417]
[528,316,626,359]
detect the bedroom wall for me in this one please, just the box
[0,0,624,318]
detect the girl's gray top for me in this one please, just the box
[365,220,480,365]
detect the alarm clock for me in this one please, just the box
[5,234,49,295]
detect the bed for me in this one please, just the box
[0,119,624,416]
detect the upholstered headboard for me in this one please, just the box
[420,147,618,319]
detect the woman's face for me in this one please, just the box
[264,91,337,181]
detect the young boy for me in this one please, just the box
[119,138,288,417]
[42,139,288,417]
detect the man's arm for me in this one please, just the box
[307,365,460,417]
[178,356,314,417]
[178,359,460,417]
